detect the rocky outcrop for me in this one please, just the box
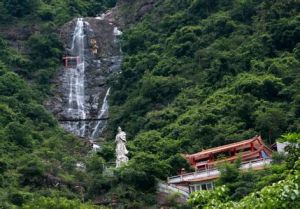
[46,16,122,139]
[102,0,156,29]
[46,0,156,139]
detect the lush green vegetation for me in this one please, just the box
[0,0,299,208]
[1,0,116,21]
[0,0,116,95]
[189,133,300,208]
[102,0,300,207]
[0,59,107,208]
[0,0,116,208]
[109,0,299,148]
[22,197,108,209]
[0,59,114,208]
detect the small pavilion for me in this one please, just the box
[167,135,272,193]
[63,56,81,68]
[185,135,272,171]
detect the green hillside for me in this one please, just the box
[110,0,299,149]
[105,0,300,207]
[108,0,299,172]
[0,0,114,208]
[0,0,299,208]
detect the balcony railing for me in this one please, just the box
[168,158,271,184]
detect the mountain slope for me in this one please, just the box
[100,0,300,206]
[108,0,299,159]
[0,0,116,208]
[0,0,299,208]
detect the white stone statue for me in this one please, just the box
[115,126,129,168]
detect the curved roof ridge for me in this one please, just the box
[186,135,262,158]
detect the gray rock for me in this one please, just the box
[46,17,122,139]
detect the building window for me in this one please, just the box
[261,150,268,159]
[190,182,214,192]
[207,182,213,190]
[190,186,195,193]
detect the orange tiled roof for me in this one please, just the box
[186,135,263,158]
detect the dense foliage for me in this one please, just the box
[0,59,113,208]
[189,133,300,208]
[1,0,116,20]
[22,197,108,209]
[0,0,116,95]
[0,0,116,208]
[110,0,299,149]
[0,0,299,208]
[189,172,300,209]
[102,0,300,207]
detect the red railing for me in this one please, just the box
[63,56,81,68]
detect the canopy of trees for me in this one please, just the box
[0,0,299,208]
[103,0,299,207]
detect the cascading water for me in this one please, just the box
[90,87,110,139]
[49,16,122,140]
[88,25,122,140]
[88,26,122,140]
[64,18,87,137]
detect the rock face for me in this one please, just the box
[103,0,156,29]
[46,1,156,139]
[46,16,122,139]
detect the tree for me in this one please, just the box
[255,107,288,142]
[189,170,300,209]
[3,0,40,17]
[5,122,32,147]
[22,197,107,209]
[280,133,300,169]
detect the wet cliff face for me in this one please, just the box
[46,16,122,140]
[45,1,156,140]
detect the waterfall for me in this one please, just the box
[89,26,122,140]
[54,16,122,140]
[64,18,87,137]
[90,87,110,139]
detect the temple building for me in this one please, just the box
[167,135,272,194]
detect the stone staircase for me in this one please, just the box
[157,182,189,201]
